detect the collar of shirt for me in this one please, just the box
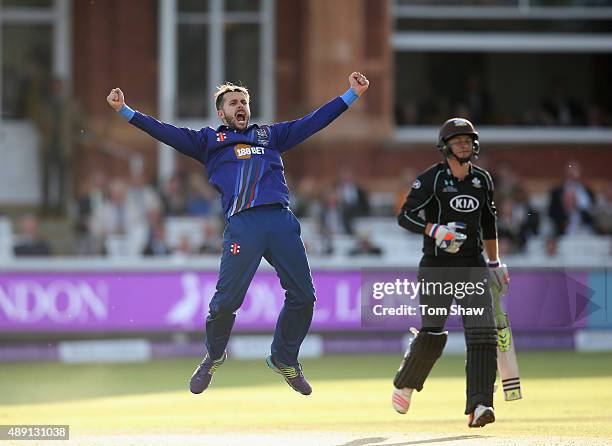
[443,161,474,181]
[216,123,259,133]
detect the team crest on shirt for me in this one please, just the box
[255,127,270,146]
[216,132,227,142]
[442,179,457,193]
[472,177,482,188]
[234,143,266,159]
[230,242,241,255]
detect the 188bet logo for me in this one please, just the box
[234,144,265,159]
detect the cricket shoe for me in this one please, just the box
[265,355,312,395]
[189,351,227,394]
[392,387,413,414]
[468,404,495,428]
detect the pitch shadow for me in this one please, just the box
[336,435,484,446]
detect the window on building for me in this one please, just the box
[395,0,612,6]
[392,0,612,141]
[0,0,69,121]
[394,52,611,127]
[1,24,52,120]
[0,0,69,205]
[171,0,273,122]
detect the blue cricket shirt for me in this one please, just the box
[123,90,357,219]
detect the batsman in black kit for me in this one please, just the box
[391,118,509,428]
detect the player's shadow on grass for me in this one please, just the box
[336,435,484,446]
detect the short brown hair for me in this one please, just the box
[214,83,250,110]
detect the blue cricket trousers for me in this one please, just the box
[205,204,316,366]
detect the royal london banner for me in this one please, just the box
[0,269,609,332]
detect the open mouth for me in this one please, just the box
[236,111,246,124]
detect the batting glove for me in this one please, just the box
[488,260,510,296]
[428,223,467,254]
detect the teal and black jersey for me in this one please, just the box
[398,162,497,257]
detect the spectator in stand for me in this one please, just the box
[174,234,196,258]
[291,176,318,219]
[496,193,539,255]
[548,161,596,237]
[142,221,172,256]
[198,218,223,255]
[312,187,341,255]
[142,206,171,256]
[13,214,52,257]
[463,74,491,125]
[491,161,519,202]
[540,78,585,126]
[395,167,418,215]
[336,167,370,235]
[75,170,108,255]
[395,101,419,126]
[127,171,162,223]
[90,178,144,238]
[347,229,383,257]
[594,181,612,235]
[185,172,218,217]
[318,187,344,236]
[586,104,608,128]
[160,173,188,216]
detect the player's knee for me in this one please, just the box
[465,327,497,347]
[284,287,316,307]
[421,326,445,334]
[410,330,448,360]
[394,330,448,390]
[209,296,242,317]
[284,298,315,313]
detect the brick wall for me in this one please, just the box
[72,0,158,192]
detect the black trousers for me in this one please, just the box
[417,254,497,414]
[417,254,496,331]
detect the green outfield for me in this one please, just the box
[1,351,611,445]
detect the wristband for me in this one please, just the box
[487,260,500,268]
[119,103,135,120]
[340,88,359,106]
[428,224,440,238]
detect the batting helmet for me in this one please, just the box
[436,117,480,161]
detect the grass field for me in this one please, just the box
[1,351,612,445]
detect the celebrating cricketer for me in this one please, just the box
[107,72,369,396]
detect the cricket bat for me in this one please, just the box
[492,285,522,401]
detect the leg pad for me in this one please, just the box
[394,330,448,391]
[465,327,497,414]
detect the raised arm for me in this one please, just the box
[107,88,206,163]
[270,72,369,153]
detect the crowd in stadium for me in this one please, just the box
[8,159,612,259]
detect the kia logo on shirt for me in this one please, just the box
[450,195,479,212]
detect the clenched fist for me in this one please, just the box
[349,72,369,97]
[107,88,125,112]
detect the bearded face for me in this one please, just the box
[217,91,251,131]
